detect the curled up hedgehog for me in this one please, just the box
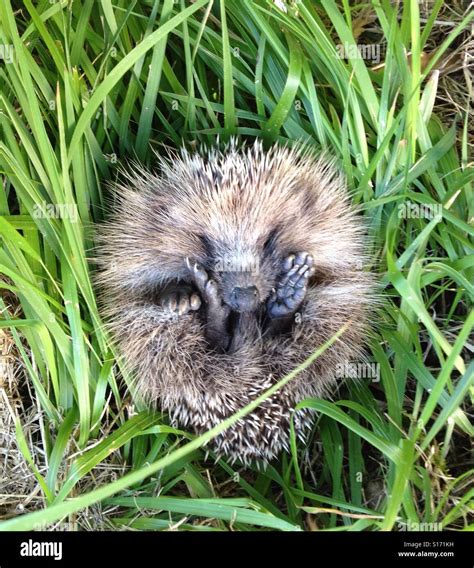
[96,141,374,464]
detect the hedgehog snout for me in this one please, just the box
[228,285,259,312]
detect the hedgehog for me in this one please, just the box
[96,140,374,464]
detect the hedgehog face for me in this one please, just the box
[198,229,282,313]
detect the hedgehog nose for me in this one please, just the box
[231,286,259,312]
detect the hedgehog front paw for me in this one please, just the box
[162,286,202,316]
[186,258,231,351]
[267,252,315,319]
[186,259,227,312]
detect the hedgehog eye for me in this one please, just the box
[198,234,214,257]
[263,229,278,255]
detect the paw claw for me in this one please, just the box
[185,257,194,273]
[282,254,295,271]
[187,259,210,292]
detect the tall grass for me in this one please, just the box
[0,0,472,531]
